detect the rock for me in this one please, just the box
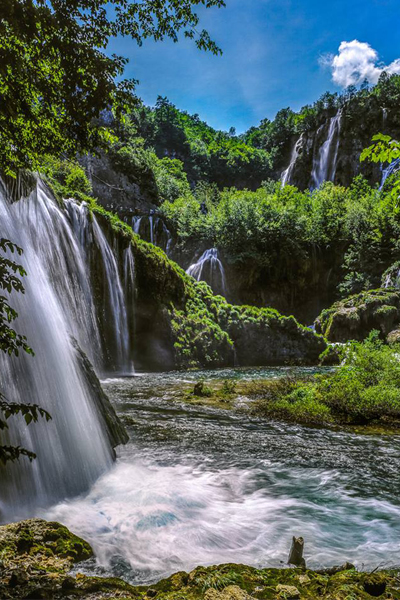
[387,328,400,344]
[315,289,400,342]
[146,588,158,597]
[61,576,76,590]
[276,584,301,599]
[288,536,306,568]
[204,585,253,600]
[298,574,310,584]
[8,568,29,588]
[363,574,387,597]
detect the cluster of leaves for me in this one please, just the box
[0,0,225,176]
[250,332,400,427]
[0,239,51,464]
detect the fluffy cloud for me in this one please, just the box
[320,40,400,88]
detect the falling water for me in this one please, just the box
[187,248,228,297]
[281,133,305,186]
[311,110,343,189]
[132,214,173,255]
[0,178,133,520]
[380,158,400,190]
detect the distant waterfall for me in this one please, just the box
[187,248,228,297]
[131,214,172,255]
[380,158,400,189]
[281,133,304,186]
[311,110,343,189]
[0,179,134,519]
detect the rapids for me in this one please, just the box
[43,369,400,585]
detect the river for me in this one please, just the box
[42,367,400,584]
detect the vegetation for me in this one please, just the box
[249,332,400,429]
[0,239,51,464]
[0,0,225,176]
[162,173,400,296]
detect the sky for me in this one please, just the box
[109,0,400,133]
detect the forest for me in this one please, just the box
[1,1,400,599]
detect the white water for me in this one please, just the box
[0,179,134,520]
[132,214,172,255]
[44,372,400,584]
[311,110,343,189]
[281,133,304,186]
[187,248,228,297]
[380,158,400,190]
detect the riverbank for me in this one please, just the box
[0,519,398,599]
[178,335,400,433]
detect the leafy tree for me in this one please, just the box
[0,239,51,465]
[0,0,225,176]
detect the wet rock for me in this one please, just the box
[61,576,76,590]
[363,574,387,597]
[276,584,301,599]
[288,536,306,568]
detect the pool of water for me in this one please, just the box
[42,367,400,584]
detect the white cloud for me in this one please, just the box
[320,40,400,88]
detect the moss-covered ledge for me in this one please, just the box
[89,200,327,370]
[315,288,400,342]
[1,519,399,599]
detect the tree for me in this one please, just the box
[0,0,225,176]
[0,239,51,465]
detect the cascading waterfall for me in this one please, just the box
[186,248,228,297]
[281,133,305,186]
[131,214,172,255]
[311,110,343,189]
[0,178,134,520]
[380,158,400,190]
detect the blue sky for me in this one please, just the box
[109,0,400,133]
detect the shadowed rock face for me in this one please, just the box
[314,289,400,342]
[70,337,128,448]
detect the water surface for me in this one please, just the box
[43,367,400,584]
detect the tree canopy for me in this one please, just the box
[0,0,225,176]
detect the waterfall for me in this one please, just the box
[132,214,173,255]
[186,248,228,297]
[380,158,400,190]
[281,133,304,186]
[0,178,133,520]
[311,110,343,189]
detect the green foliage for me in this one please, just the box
[132,96,273,189]
[0,238,51,464]
[39,156,92,199]
[251,333,400,428]
[0,0,225,176]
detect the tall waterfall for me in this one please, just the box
[311,110,343,189]
[281,133,304,186]
[187,248,228,297]
[0,179,133,520]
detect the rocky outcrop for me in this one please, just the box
[71,337,129,448]
[314,289,400,342]
[1,519,399,599]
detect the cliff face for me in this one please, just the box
[279,102,400,190]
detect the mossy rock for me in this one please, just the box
[315,289,400,342]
